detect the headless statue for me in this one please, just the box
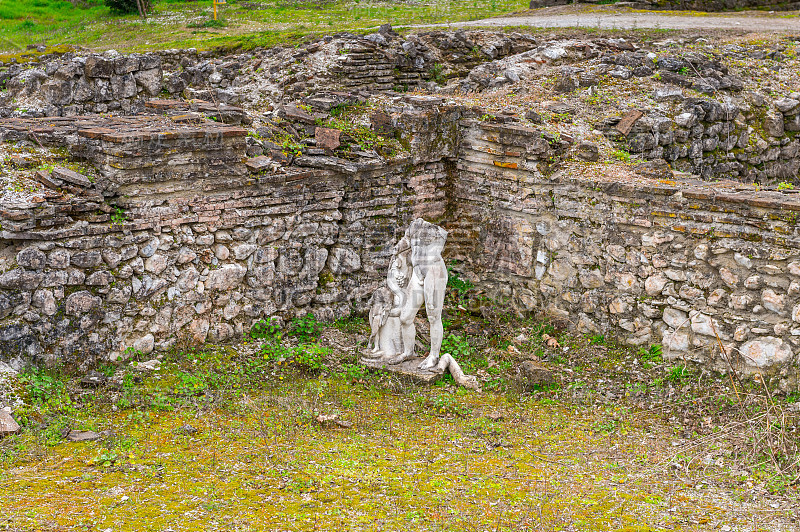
[389,218,448,370]
[364,218,478,389]
[366,219,447,369]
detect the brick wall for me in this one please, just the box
[1,110,799,388]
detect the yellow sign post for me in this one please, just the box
[213,0,226,21]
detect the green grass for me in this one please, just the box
[0,0,529,54]
[2,310,798,529]
[0,354,721,531]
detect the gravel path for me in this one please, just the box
[400,7,800,32]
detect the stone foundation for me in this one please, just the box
[1,102,799,388]
[454,120,800,389]
[0,112,451,369]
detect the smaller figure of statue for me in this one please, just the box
[366,239,412,358]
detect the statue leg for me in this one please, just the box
[418,264,447,370]
[367,312,381,352]
[387,274,423,365]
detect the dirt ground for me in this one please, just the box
[404,4,800,32]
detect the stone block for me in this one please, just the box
[245,156,273,173]
[52,167,92,187]
[514,360,556,390]
[0,411,20,437]
[17,247,46,270]
[360,356,442,385]
[615,109,644,137]
[134,67,163,96]
[739,337,793,368]
[84,56,114,78]
[65,291,101,316]
[315,127,341,151]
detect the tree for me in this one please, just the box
[105,0,153,17]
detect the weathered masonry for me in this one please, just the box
[1,104,799,390]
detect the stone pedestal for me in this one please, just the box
[360,355,443,384]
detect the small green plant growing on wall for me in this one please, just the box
[778,181,795,191]
[110,206,127,225]
[611,149,631,163]
[428,63,446,85]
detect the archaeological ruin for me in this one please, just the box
[1,26,800,391]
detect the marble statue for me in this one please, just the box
[364,218,478,389]
[367,239,411,359]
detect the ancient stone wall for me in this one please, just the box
[451,119,800,389]
[610,93,800,185]
[2,104,800,387]
[0,30,539,119]
[0,114,450,370]
[3,53,163,117]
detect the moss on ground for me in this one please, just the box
[1,306,797,531]
[0,374,688,531]
[1,297,797,530]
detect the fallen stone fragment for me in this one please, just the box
[552,71,577,93]
[575,141,599,162]
[245,156,273,173]
[10,155,38,168]
[524,109,543,123]
[66,430,102,442]
[33,170,64,190]
[315,127,341,151]
[615,109,644,137]
[316,414,352,428]
[132,359,161,372]
[80,370,108,388]
[514,360,556,391]
[52,167,92,187]
[282,103,315,124]
[0,410,20,437]
[542,100,575,114]
[543,334,560,348]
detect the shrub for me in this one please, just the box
[447,263,474,294]
[250,319,282,341]
[290,313,322,342]
[18,368,68,407]
[294,344,329,372]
